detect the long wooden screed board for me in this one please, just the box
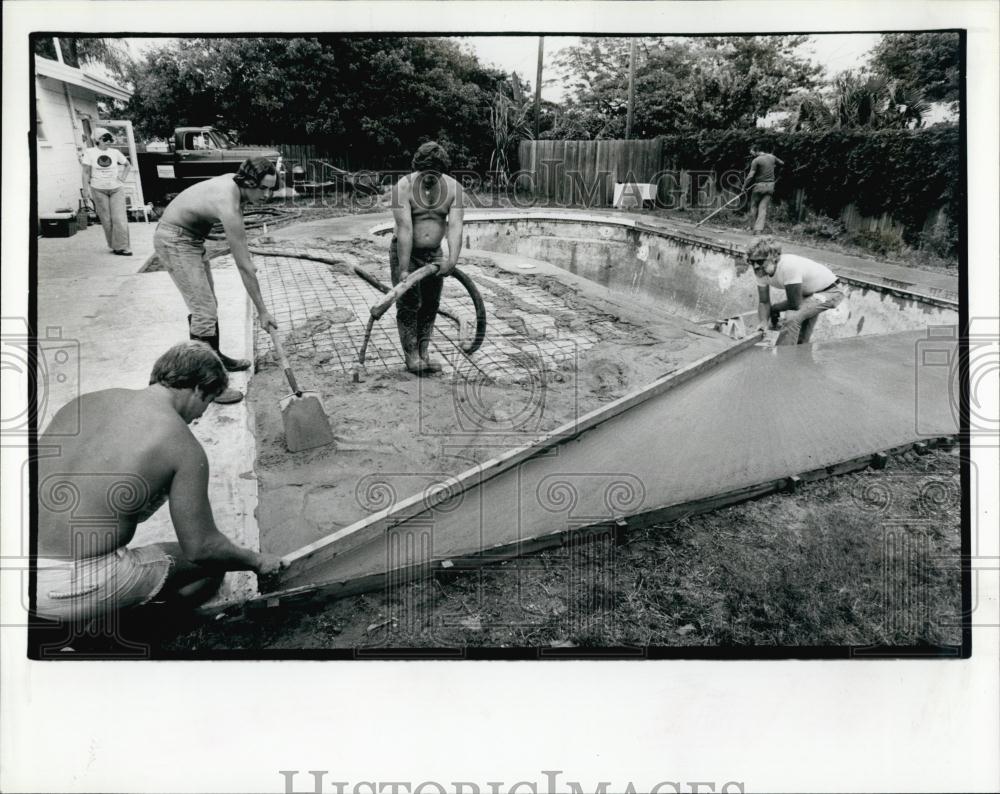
[257,328,958,605]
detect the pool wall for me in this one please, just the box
[442,212,959,340]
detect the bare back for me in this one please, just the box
[37,389,195,558]
[158,174,242,237]
[396,172,459,249]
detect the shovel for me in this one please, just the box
[695,190,746,227]
[268,328,335,452]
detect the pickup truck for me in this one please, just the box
[130,126,282,204]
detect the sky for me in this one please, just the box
[460,33,882,102]
[126,33,883,105]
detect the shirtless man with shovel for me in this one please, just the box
[154,157,280,403]
[389,141,465,374]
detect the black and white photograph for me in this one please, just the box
[2,1,998,792]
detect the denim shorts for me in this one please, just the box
[35,545,173,622]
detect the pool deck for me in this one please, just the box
[32,208,960,606]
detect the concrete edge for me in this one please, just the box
[377,211,958,311]
[200,283,260,611]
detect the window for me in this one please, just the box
[186,132,217,151]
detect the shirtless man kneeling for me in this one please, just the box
[35,342,285,624]
[390,141,465,374]
[154,157,279,403]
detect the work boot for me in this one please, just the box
[404,352,428,374]
[212,387,245,404]
[212,321,251,372]
[418,338,442,374]
[187,316,251,372]
[215,349,252,373]
[398,318,428,375]
[190,330,245,404]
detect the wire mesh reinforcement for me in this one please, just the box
[250,246,607,384]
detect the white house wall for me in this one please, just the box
[35,77,102,216]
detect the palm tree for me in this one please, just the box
[795,72,929,131]
[41,37,135,83]
[488,79,533,187]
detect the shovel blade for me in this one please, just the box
[279,391,335,452]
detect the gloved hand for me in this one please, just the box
[769,308,782,329]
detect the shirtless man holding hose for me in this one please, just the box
[390,141,465,374]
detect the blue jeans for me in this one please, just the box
[748,181,775,232]
[154,222,217,336]
[91,186,130,251]
[35,545,173,622]
[776,286,845,345]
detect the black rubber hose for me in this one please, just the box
[247,247,487,355]
[448,267,487,355]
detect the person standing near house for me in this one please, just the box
[81,128,133,255]
[742,143,785,234]
[153,156,279,404]
[390,141,464,374]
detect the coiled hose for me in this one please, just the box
[247,247,487,355]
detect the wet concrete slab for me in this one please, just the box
[248,236,728,557]
[279,328,958,591]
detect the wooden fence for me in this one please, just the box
[249,142,381,178]
[519,138,929,239]
[518,138,665,207]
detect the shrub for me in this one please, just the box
[918,210,959,258]
[793,211,846,240]
[658,127,962,255]
[845,228,906,256]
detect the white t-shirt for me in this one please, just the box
[755,253,837,295]
[81,146,130,190]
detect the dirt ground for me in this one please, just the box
[250,238,729,557]
[158,445,961,653]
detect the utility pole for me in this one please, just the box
[625,38,637,140]
[534,36,544,140]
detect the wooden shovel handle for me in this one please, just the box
[268,328,301,396]
[370,263,439,319]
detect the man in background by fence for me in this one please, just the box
[743,143,785,234]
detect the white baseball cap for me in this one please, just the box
[93,127,113,142]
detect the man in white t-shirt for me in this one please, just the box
[80,128,133,255]
[745,236,844,345]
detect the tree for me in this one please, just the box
[32,36,134,82]
[552,36,823,138]
[123,37,508,170]
[870,33,960,105]
[794,71,930,131]
[488,83,533,185]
